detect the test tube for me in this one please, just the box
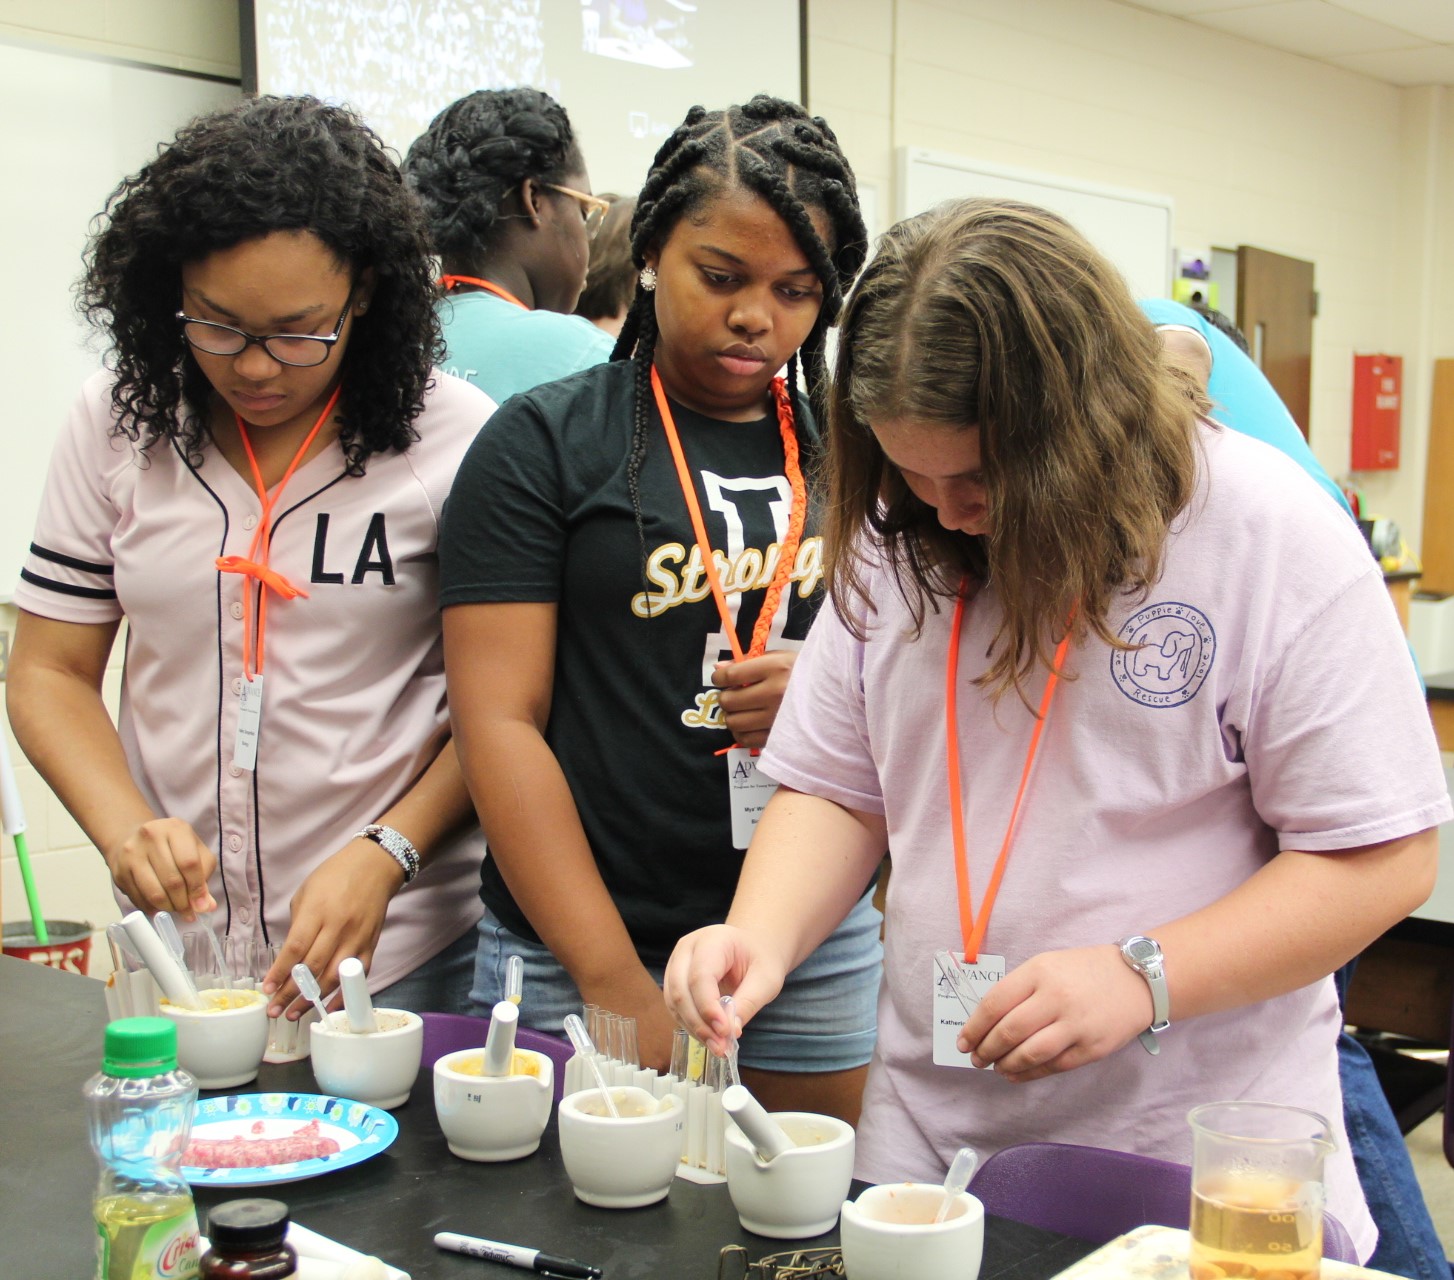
[669,1027,690,1082]
[504,955,524,1005]
[618,1016,640,1070]
[719,994,741,1088]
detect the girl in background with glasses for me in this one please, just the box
[439,96,879,1122]
[6,96,495,1018]
[404,87,615,405]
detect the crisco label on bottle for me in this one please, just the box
[95,1194,200,1279]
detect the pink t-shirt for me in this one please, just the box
[15,369,495,989]
[761,424,1450,1259]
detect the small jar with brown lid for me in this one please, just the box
[200,1197,298,1278]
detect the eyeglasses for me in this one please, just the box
[544,183,611,239]
[176,283,358,368]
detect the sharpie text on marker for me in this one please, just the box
[433,1231,603,1279]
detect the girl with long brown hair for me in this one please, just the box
[665,199,1445,1259]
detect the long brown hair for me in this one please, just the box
[824,198,1202,702]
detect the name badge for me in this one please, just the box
[233,674,264,772]
[727,747,777,850]
[932,949,1006,1068]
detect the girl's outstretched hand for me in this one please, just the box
[956,945,1154,1082]
[662,925,788,1056]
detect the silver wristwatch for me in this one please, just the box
[357,823,420,884]
[1117,935,1170,1056]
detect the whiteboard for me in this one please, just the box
[0,41,239,599]
[897,148,1173,302]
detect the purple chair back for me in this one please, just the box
[968,1141,1358,1265]
[420,1011,572,1101]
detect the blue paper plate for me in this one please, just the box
[182,1091,398,1187]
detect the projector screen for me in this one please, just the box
[244,0,805,196]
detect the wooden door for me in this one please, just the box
[1422,359,1454,595]
[1237,246,1316,438]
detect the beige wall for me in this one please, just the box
[807,0,1451,554]
[4,0,1449,945]
[0,0,240,959]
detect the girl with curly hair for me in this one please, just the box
[404,87,614,403]
[439,95,875,1121]
[664,200,1446,1254]
[7,96,495,1018]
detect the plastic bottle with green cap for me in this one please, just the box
[84,1016,200,1279]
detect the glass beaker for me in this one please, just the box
[1187,1101,1336,1280]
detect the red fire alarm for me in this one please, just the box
[1351,354,1401,470]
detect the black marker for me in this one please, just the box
[434,1231,603,1279]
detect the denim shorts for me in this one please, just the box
[373,927,477,1015]
[471,892,883,1073]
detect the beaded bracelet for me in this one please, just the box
[357,823,421,884]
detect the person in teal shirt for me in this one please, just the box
[1140,298,1352,515]
[405,88,614,404]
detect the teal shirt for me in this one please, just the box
[438,290,614,404]
[1139,298,1352,517]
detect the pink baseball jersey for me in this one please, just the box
[16,369,496,989]
[761,423,1451,1260]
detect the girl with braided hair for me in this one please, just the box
[404,87,614,404]
[440,96,876,1120]
[8,97,495,1020]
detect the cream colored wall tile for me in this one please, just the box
[809,0,892,55]
[2,843,119,934]
[808,35,891,115]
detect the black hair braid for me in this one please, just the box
[624,306,661,613]
[403,87,580,272]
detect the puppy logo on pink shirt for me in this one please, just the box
[1110,602,1216,708]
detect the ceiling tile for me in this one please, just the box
[1193,1,1428,57]
[1325,42,1454,85]
[1328,0,1454,44]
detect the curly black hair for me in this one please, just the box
[402,87,581,273]
[81,95,442,473]
[611,95,868,574]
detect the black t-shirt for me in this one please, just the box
[439,360,824,963]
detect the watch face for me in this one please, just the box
[1124,937,1159,965]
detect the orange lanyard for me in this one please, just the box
[215,386,340,680]
[649,365,806,664]
[438,274,528,310]
[946,580,1074,962]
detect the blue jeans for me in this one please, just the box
[373,928,477,1015]
[1336,965,1449,1279]
[472,892,882,1072]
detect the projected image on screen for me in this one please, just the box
[250,0,801,195]
[581,1,692,70]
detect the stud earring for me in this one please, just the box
[639,266,657,292]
